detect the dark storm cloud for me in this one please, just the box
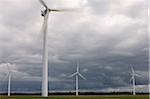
[0,0,149,92]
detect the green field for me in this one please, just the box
[0,95,149,99]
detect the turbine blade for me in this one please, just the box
[130,76,133,82]
[130,64,135,73]
[39,0,48,9]
[77,62,79,73]
[135,73,142,77]
[78,73,86,80]
[49,9,62,12]
[68,72,78,78]
[49,8,79,12]
[59,8,79,11]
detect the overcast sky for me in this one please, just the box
[0,0,149,92]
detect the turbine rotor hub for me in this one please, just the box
[41,9,47,16]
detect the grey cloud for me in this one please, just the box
[0,0,148,92]
[124,1,147,18]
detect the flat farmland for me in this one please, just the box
[0,95,149,99]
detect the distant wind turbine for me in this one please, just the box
[7,66,11,96]
[38,0,75,97]
[69,63,86,96]
[130,65,141,95]
[2,63,12,96]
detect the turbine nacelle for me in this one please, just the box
[41,10,47,16]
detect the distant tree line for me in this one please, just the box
[0,92,149,95]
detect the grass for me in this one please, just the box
[0,95,149,99]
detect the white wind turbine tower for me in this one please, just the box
[38,0,74,97]
[3,63,12,96]
[69,63,86,96]
[7,65,11,96]
[130,65,141,95]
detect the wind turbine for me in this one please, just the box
[2,63,12,96]
[69,63,86,96]
[38,0,74,97]
[7,65,11,96]
[130,65,141,95]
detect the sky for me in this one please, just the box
[0,0,149,92]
